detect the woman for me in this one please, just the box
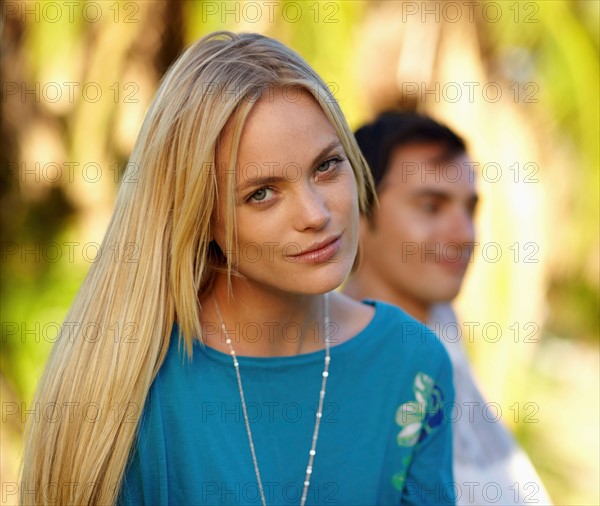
[21,32,455,505]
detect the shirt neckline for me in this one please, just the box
[191,299,381,368]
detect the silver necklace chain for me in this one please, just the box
[211,293,331,506]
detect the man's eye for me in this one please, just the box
[422,201,440,214]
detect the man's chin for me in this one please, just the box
[424,285,463,305]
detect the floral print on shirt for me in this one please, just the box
[391,372,446,491]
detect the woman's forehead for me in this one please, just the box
[221,89,337,166]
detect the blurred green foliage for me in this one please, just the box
[1,1,598,504]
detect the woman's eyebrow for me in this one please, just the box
[236,174,289,193]
[310,139,343,167]
[236,138,343,193]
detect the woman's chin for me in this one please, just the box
[291,264,354,295]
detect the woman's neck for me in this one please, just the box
[200,275,328,357]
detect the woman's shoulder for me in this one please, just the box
[335,293,453,377]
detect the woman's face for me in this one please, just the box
[212,88,359,295]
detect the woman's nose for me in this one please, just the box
[293,186,331,231]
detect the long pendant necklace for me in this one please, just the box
[211,293,331,506]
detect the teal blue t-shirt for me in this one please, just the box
[119,300,456,505]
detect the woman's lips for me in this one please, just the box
[286,235,342,263]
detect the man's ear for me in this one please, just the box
[350,215,371,275]
[350,241,363,275]
[359,212,376,236]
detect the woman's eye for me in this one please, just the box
[248,187,272,203]
[316,156,344,174]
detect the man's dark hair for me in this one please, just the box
[354,111,467,188]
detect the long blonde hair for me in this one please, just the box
[20,31,376,505]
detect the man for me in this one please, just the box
[345,111,551,505]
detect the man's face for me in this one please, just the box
[360,142,478,311]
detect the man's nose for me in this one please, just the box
[448,207,476,246]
